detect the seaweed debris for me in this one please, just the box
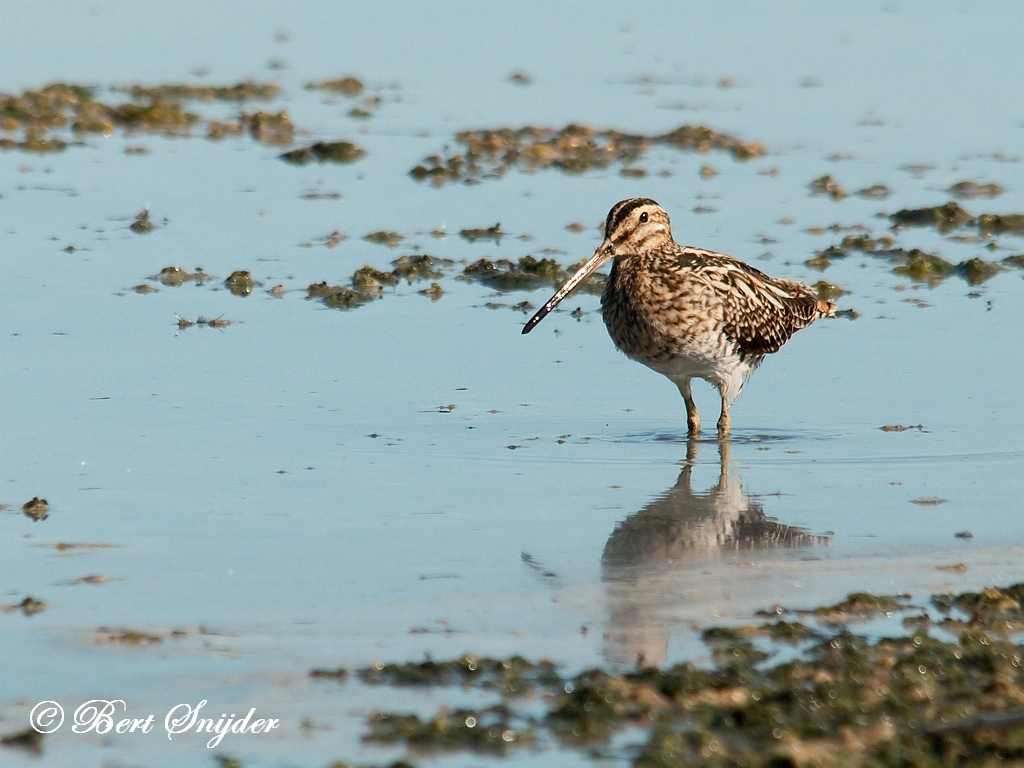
[0,81,288,152]
[337,583,1024,767]
[115,81,279,102]
[889,202,975,233]
[280,140,365,164]
[307,255,456,310]
[365,706,531,754]
[21,497,48,521]
[459,256,606,294]
[410,124,764,185]
[306,77,364,96]
[359,655,559,695]
[809,234,1007,285]
[0,727,43,754]
[224,270,261,297]
[152,266,212,286]
[1,596,48,616]
[175,315,232,331]
[887,202,1024,237]
[129,208,154,234]
[809,174,846,201]
[459,224,505,242]
[948,181,1003,200]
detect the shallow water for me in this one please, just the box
[2,1,1023,765]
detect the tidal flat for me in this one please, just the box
[1,1,1022,766]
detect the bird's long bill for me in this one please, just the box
[522,248,610,334]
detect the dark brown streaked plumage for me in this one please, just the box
[523,198,835,436]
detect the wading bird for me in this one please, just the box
[523,198,835,437]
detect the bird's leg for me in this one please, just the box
[716,388,731,438]
[677,379,700,436]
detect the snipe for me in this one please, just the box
[523,198,835,437]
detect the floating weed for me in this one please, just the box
[66,574,110,586]
[109,101,200,134]
[0,82,284,150]
[809,174,846,201]
[363,230,404,247]
[810,592,912,623]
[948,181,1003,199]
[817,234,1007,286]
[21,496,49,521]
[206,120,245,140]
[43,541,121,552]
[932,585,1024,635]
[891,252,956,283]
[890,201,976,233]
[812,280,849,301]
[359,655,560,696]
[129,208,154,234]
[1003,254,1024,269]
[175,315,232,330]
[280,140,365,164]
[978,213,1024,236]
[335,584,1024,768]
[365,705,531,754]
[0,134,68,153]
[1,596,48,616]
[244,110,293,145]
[306,77,364,96]
[418,283,444,301]
[0,82,304,152]
[307,282,375,311]
[856,183,892,199]
[547,670,671,746]
[93,627,163,645]
[0,727,43,754]
[956,257,1005,285]
[352,266,399,294]
[152,266,212,286]
[224,270,261,296]
[459,223,504,242]
[459,255,605,294]
[308,256,456,311]
[310,667,349,682]
[410,123,763,185]
[300,190,341,200]
[116,81,280,102]
[391,254,453,281]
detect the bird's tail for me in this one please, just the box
[817,299,837,318]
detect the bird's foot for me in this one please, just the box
[687,414,701,437]
[717,413,731,439]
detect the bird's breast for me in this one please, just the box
[601,257,731,365]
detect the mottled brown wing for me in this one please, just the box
[698,258,823,359]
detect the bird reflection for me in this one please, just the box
[601,440,829,666]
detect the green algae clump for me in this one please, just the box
[337,583,1024,768]
[410,123,764,185]
[889,202,975,233]
[224,270,261,297]
[280,140,365,164]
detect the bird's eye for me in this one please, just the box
[639,212,649,223]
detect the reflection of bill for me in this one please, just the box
[601,441,830,666]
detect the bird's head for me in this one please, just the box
[600,197,672,257]
[522,198,671,334]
